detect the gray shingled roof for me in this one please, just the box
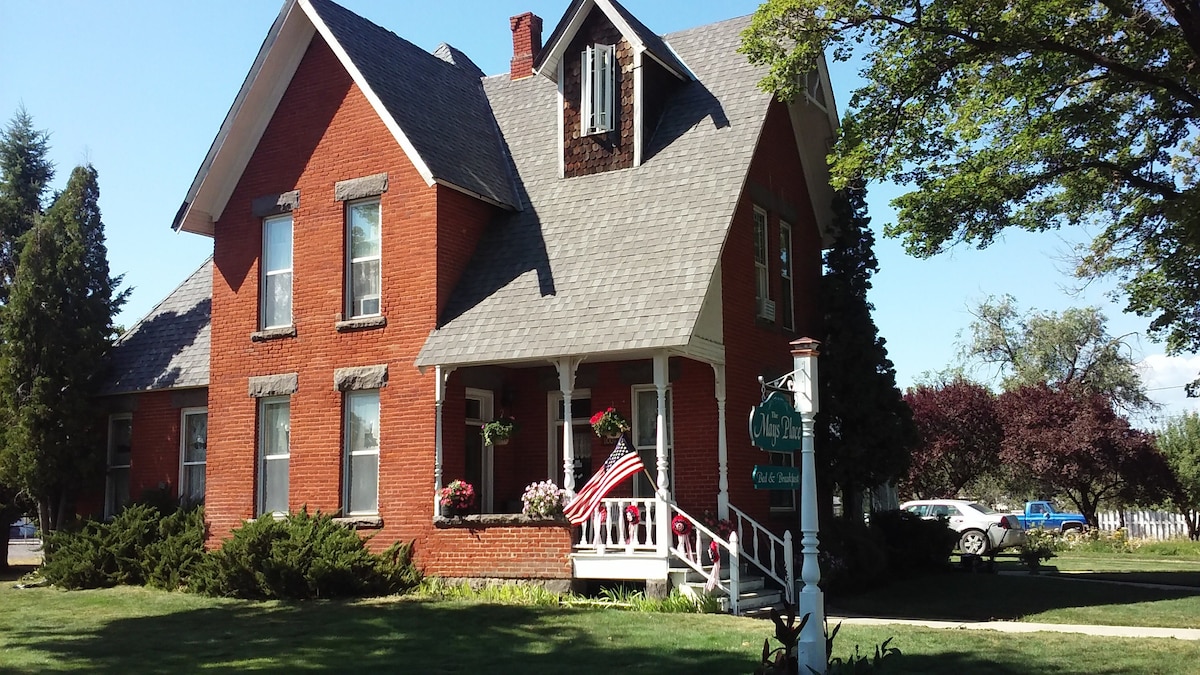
[606,0,690,77]
[415,16,769,368]
[99,259,211,395]
[307,0,518,208]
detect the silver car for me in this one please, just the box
[902,499,1028,555]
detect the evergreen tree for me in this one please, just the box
[816,173,918,515]
[0,107,54,302]
[0,164,126,532]
[0,107,53,560]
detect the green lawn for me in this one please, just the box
[2,570,1200,674]
[1039,553,1200,587]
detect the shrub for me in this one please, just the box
[870,509,957,575]
[191,508,420,600]
[813,517,890,594]
[41,504,206,590]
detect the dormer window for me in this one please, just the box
[581,43,615,135]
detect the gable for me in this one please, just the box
[173,0,517,236]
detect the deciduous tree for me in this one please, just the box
[902,378,1002,499]
[740,0,1200,374]
[963,296,1151,412]
[1156,413,1200,539]
[997,384,1169,526]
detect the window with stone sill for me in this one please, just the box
[344,389,380,515]
[180,408,207,506]
[346,198,381,319]
[261,213,293,330]
[258,396,290,517]
[105,414,132,519]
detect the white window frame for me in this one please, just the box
[345,198,381,319]
[179,407,207,507]
[779,220,795,331]
[753,206,771,319]
[261,213,293,329]
[466,388,495,513]
[258,396,291,517]
[105,413,133,519]
[547,389,592,487]
[581,43,615,135]
[631,385,673,499]
[343,390,380,515]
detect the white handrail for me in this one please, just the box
[728,503,795,603]
[668,503,740,614]
[576,497,661,554]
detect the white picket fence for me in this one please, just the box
[1095,510,1198,540]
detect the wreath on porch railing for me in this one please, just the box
[624,505,641,527]
[671,514,692,538]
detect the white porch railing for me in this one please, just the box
[576,497,664,554]
[573,498,795,614]
[728,504,795,604]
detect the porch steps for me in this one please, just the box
[668,566,785,614]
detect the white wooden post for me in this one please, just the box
[433,366,455,515]
[654,353,671,558]
[555,357,582,495]
[791,337,824,673]
[712,363,729,519]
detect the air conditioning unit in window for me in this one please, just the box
[759,299,776,321]
[354,295,381,317]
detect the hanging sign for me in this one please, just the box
[748,393,804,452]
[752,465,800,490]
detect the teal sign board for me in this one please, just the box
[752,465,800,490]
[748,393,804,452]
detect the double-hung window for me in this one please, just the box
[753,207,772,319]
[631,386,672,498]
[581,43,615,135]
[105,414,132,518]
[769,452,795,511]
[779,221,795,330]
[346,199,381,318]
[258,397,290,517]
[262,214,293,329]
[344,390,380,515]
[180,408,207,506]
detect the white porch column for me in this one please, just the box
[791,338,824,673]
[555,357,583,495]
[433,365,455,515]
[653,352,670,501]
[711,363,729,518]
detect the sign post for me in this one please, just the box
[790,338,824,674]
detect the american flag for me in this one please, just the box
[563,435,645,525]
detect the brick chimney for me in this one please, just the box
[509,12,543,80]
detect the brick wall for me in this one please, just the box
[204,37,515,575]
[720,99,823,531]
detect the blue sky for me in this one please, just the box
[2,0,1196,426]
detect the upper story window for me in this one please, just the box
[346,199,381,318]
[581,43,615,135]
[262,214,293,329]
[779,221,795,331]
[753,207,773,320]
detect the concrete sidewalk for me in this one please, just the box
[829,616,1200,641]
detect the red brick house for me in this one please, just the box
[97,0,838,608]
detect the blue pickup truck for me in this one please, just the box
[1015,501,1088,532]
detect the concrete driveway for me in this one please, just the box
[6,539,42,566]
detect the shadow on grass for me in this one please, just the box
[5,599,754,674]
[827,570,1200,622]
[0,564,37,583]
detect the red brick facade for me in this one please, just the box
[105,10,827,583]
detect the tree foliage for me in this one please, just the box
[1156,413,1200,539]
[817,179,918,504]
[740,0,1200,362]
[0,163,126,532]
[902,378,1002,499]
[0,107,53,303]
[997,384,1170,526]
[963,296,1151,412]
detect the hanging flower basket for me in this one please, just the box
[481,416,517,446]
[589,407,630,439]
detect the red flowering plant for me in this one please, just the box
[624,504,642,526]
[589,407,630,438]
[439,479,476,510]
[702,509,736,541]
